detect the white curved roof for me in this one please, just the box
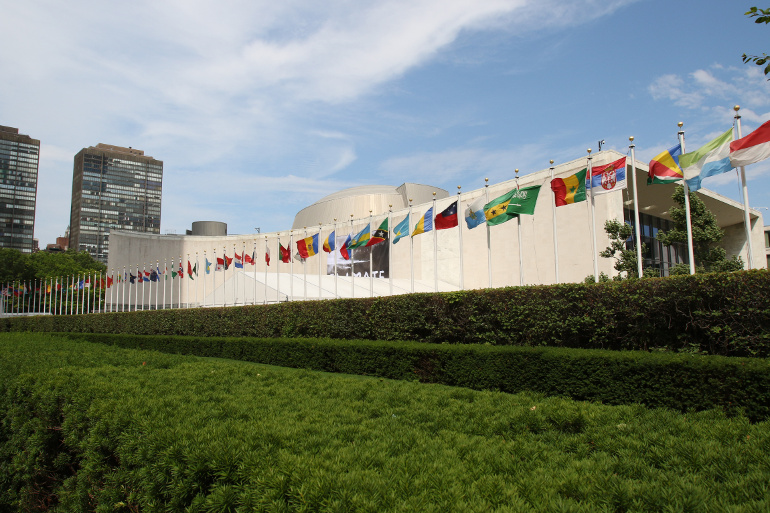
[292,182,448,229]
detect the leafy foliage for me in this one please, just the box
[657,185,744,273]
[65,331,770,421]
[599,219,644,278]
[0,248,106,283]
[743,7,770,78]
[4,270,770,357]
[2,334,770,512]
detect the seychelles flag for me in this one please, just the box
[648,144,683,184]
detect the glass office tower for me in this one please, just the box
[69,144,162,263]
[0,125,40,253]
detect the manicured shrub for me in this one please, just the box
[65,332,770,421]
[2,333,770,512]
[3,270,769,357]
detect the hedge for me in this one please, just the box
[65,332,770,421]
[3,270,770,356]
[4,334,770,512]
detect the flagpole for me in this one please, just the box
[142,263,146,311]
[678,123,696,275]
[432,193,438,292]
[407,200,414,293]
[121,267,126,312]
[222,248,227,308]
[587,150,599,282]
[734,105,755,269]
[333,220,338,299]
[350,215,355,298]
[185,253,190,309]
[515,169,525,286]
[170,259,175,310]
[303,227,308,300]
[629,138,644,278]
[252,240,256,305]
[485,178,492,288]
[318,224,323,300]
[549,160,560,284]
[388,207,393,296]
[369,212,374,297]
[264,237,268,305]
[276,237,280,303]
[290,232,295,302]
[241,242,246,305]
[456,186,464,291]
[233,245,237,306]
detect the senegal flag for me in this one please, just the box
[484,189,518,226]
[551,169,587,207]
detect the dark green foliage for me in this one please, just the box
[4,270,770,357]
[743,7,770,77]
[599,219,645,278]
[63,332,770,421]
[0,248,106,283]
[2,334,770,512]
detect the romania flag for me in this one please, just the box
[323,230,335,252]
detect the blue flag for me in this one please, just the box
[392,215,410,244]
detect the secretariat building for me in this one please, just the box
[0,125,40,253]
[69,144,162,263]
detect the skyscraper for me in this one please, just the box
[69,144,162,263]
[0,125,40,253]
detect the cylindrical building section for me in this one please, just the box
[190,221,227,236]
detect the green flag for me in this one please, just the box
[505,185,541,216]
[484,189,518,226]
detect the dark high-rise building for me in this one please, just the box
[0,125,40,253]
[69,144,162,263]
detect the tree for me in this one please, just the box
[0,249,106,284]
[656,186,744,274]
[742,7,770,78]
[598,219,660,280]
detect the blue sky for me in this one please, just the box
[2,0,769,246]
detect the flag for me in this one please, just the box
[730,119,770,167]
[349,224,371,248]
[340,234,352,260]
[107,277,114,288]
[392,215,410,244]
[323,231,335,252]
[297,233,320,258]
[279,244,291,263]
[648,144,683,184]
[464,197,486,229]
[244,251,254,265]
[412,207,433,236]
[234,252,244,268]
[681,128,734,192]
[551,168,587,207]
[484,190,518,226]
[150,270,158,282]
[188,260,195,280]
[129,273,136,284]
[224,255,232,269]
[178,262,184,279]
[206,258,212,274]
[367,219,388,246]
[294,251,305,263]
[435,201,458,230]
[78,280,85,289]
[586,157,626,195]
[216,258,224,271]
[84,277,91,288]
[265,247,271,266]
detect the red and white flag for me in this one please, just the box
[730,119,770,168]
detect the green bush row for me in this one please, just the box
[3,333,770,512]
[4,270,770,356]
[65,332,770,421]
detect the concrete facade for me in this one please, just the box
[104,149,765,310]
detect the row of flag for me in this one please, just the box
[649,119,770,191]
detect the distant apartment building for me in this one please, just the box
[69,144,162,263]
[0,125,40,253]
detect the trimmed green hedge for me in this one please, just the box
[66,332,770,421]
[4,334,770,512]
[4,270,770,356]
